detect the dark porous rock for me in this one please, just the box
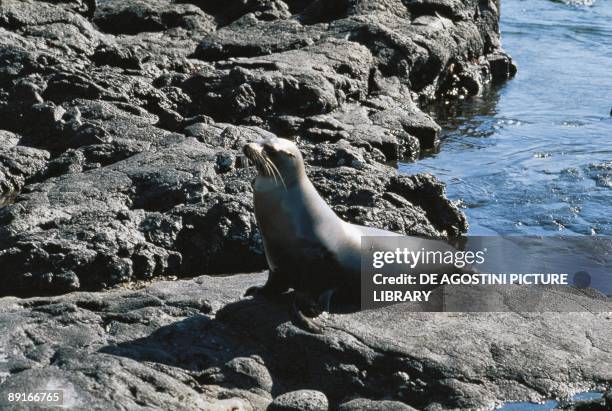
[0,131,50,196]
[0,137,252,296]
[184,39,374,122]
[553,391,612,410]
[194,17,320,61]
[93,0,215,35]
[268,390,329,411]
[0,0,105,57]
[338,398,418,411]
[0,274,610,410]
[0,0,514,296]
[1,113,461,295]
[0,128,465,296]
[288,100,429,162]
[388,173,468,237]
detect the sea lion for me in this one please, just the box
[243,135,463,333]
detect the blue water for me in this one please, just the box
[497,391,604,410]
[401,0,612,236]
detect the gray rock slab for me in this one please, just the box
[0,273,610,410]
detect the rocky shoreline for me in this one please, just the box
[0,0,514,296]
[0,273,610,410]
[3,1,609,410]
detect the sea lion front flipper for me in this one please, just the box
[291,291,324,333]
[291,299,323,334]
[244,269,290,298]
[294,290,323,317]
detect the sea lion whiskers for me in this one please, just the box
[247,146,270,178]
[246,144,286,188]
[259,155,277,183]
[265,156,286,189]
[265,162,279,184]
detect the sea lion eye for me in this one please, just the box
[280,149,295,158]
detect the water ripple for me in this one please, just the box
[400,0,612,236]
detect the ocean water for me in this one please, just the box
[400,0,612,236]
[399,3,611,408]
[496,391,603,411]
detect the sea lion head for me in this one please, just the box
[243,136,305,187]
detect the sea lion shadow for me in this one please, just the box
[97,292,348,396]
